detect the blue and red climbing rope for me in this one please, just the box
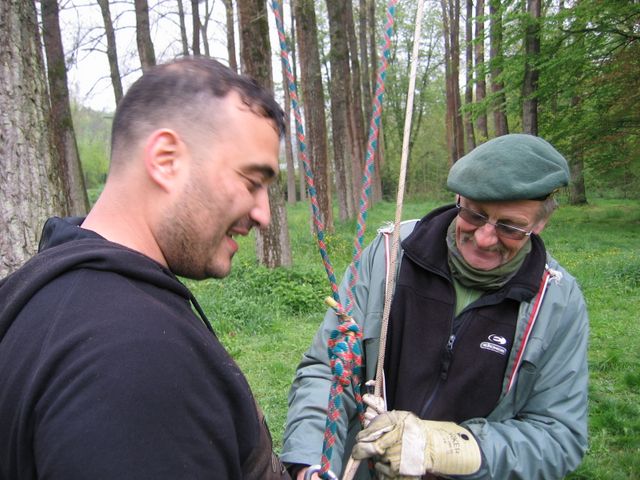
[270,1,398,477]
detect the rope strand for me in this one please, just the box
[342,2,427,478]
[270,1,406,478]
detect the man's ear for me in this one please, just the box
[143,129,187,192]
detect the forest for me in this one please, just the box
[1,0,639,275]
[1,1,639,477]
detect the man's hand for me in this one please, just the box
[351,411,481,477]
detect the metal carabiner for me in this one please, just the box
[303,464,339,480]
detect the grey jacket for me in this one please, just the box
[281,219,589,479]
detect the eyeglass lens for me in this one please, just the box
[457,204,529,240]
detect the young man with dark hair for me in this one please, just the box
[0,57,289,479]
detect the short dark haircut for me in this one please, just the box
[110,56,285,165]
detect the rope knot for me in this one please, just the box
[328,318,363,386]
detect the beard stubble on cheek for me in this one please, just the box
[156,183,216,280]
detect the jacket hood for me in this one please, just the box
[0,217,191,342]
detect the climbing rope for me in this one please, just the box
[270,1,401,478]
[341,1,427,478]
[374,0,426,396]
[271,0,343,311]
[320,298,365,477]
[343,0,398,318]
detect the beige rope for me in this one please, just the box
[341,1,427,478]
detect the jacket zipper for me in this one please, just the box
[419,303,476,418]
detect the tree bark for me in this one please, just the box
[0,0,68,276]
[294,0,333,232]
[522,0,540,135]
[489,0,509,136]
[41,0,89,216]
[191,0,201,55]
[176,0,189,55]
[134,0,156,71]
[275,0,296,204]
[359,0,372,133]
[200,0,213,57]
[464,0,476,152]
[237,0,292,267]
[441,0,464,163]
[568,96,587,204]
[289,6,306,202]
[326,0,356,221]
[569,150,587,205]
[345,1,367,202]
[474,0,489,140]
[97,0,124,105]
[223,0,237,71]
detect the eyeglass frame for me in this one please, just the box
[455,198,534,240]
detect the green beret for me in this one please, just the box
[447,134,570,201]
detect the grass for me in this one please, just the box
[186,198,640,479]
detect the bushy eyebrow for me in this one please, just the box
[241,164,277,181]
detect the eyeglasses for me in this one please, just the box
[455,199,533,240]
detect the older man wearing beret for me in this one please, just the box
[282,134,589,479]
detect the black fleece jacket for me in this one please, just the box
[0,217,287,480]
[384,206,546,422]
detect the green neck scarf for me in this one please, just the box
[446,218,531,290]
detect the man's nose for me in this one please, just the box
[473,222,499,248]
[249,188,271,229]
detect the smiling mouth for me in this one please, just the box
[226,226,251,240]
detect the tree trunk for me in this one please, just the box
[97,0,124,105]
[474,0,489,140]
[289,6,306,202]
[200,0,213,57]
[41,0,89,216]
[568,151,587,205]
[223,0,237,71]
[191,0,201,55]
[276,0,296,204]
[176,0,189,56]
[441,0,454,163]
[294,0,333,232]
[134,0,155,71]
[345,1,366,201]
[326,0,356,221]
[464,0,476,152]
[489,0,509,136]
[237,0,292,267]
[359,0,372,134]
[568,95,587,204]
[451,0,464,160]
[441,0,464,163]
[0,0,68,276]
[522,0,540,135]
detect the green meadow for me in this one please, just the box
[186,198,640,479]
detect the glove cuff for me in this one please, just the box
[399,415,428,475]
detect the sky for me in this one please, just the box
[58,0,285,113]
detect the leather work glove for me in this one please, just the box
[351,411,482,478]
